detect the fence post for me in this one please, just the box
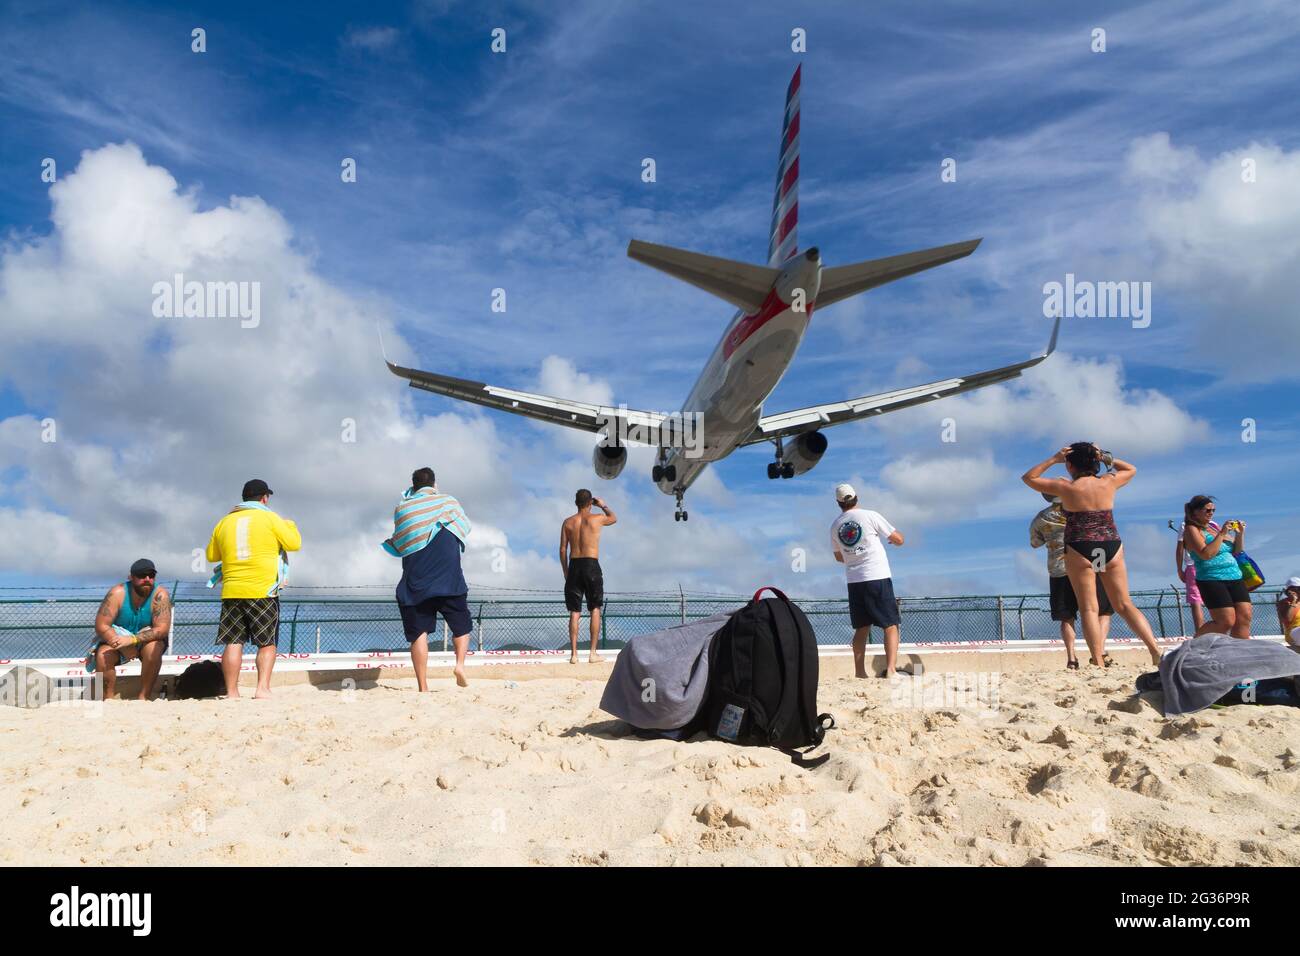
[172,579,181,653]
[288,602,302,653]
[1155,590,1166,639]
[1017,597,1026,641]
[476,603,484,651]
[601,600,608,650]
[442,619,448,653]
[996,596,1005,642]
[679,585,686,625]
[315,625,321,654]
[1173,584,1186,638]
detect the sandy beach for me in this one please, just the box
[2,656,1298,866]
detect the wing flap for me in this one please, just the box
[741,317,1060,446]
[385,358,666,434]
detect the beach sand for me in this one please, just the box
[2,656,1298,866]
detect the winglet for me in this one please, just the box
[1042,315,1061,358]
[377,326,395,369]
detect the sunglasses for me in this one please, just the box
[133,571,157,580]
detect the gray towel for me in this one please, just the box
[1158,633,1300,716]
[599,613,730,731]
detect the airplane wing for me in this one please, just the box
[384,351,668,435]
[739,317,1060,447]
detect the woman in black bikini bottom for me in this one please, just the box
[1022,443,1163,666]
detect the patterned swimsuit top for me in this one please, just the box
[1062,508,1118,542]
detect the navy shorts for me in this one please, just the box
[847,578,899,629]
[400,593,473,642]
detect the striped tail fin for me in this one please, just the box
[767,65,801,266]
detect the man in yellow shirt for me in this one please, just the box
[206,479,302,698]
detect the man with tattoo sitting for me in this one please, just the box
[90,558,173,700]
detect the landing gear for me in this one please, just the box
[766,439,795,479]
[652,453,676,484]
[674,490,688,522]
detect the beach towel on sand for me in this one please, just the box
[1153,633,1300,716]
[599,614,730,739]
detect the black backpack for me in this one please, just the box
[699,587,835,766]
[173,660,226,700]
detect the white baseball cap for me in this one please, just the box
[834,483,856,502]
[1286,576,1300,589]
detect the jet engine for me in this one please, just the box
[593,443,628,480]
[784,431,827,477]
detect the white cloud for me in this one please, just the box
[1127,133,1300,378]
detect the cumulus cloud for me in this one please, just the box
[1127,132,1300,379]
[0,144,549,586]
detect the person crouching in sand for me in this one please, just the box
[383,467,473,690]
[560,489,616,664]
[1022,444,1162,666]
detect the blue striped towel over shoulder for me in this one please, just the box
[382,486,471,557]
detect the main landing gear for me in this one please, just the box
[766,438,795,479]
[652,463,677,483]
[674,490,688,522]
[652,449,677,484]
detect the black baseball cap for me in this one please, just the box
[242,479,274,500]
[129,558,157,576]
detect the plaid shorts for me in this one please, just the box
[216,597,281,648]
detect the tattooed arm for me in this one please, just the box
[94,585,126,648]
[136,587,172,646]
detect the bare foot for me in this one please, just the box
[568,654,579,665]
[454,667,468,688]
[882,668,896,679]
[254,688,272,699]
[854,669,868,679]
[224,690,240,699]
[588,654,605,664]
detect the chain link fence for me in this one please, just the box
[1,582,1288,660]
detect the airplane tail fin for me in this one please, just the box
[816,238,982,309]
[767,65,801,266]
[626,239,778,313]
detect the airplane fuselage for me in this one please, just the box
[655,248,823,495]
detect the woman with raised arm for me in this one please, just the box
[1021,443,1163,666]
[1181,495,1252,639]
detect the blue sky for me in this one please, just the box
[2,0,1299,600]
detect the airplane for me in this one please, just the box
[385,65,1060,521]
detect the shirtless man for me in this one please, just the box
[559,489,616,663]
[91,558,173,700]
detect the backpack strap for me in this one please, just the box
[752,586,789,602]
[763,598,801,744]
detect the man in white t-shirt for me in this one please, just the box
[830,483,905,678]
